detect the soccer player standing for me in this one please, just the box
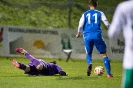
[108,0,133,87]
[76,0,113,78]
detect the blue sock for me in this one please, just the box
[86,55,92,65]
[103,57,111,75]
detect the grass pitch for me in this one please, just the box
[0,57,122,88]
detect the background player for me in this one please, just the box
[12,48,67,76]
[108,0,133,87]
[76,0,113,78]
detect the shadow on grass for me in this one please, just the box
[1,74,99,81]
[0,74,40,77]
[56,76,98,80]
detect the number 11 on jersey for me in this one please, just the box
[87,13,98,24]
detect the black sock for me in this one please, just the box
[18,62,27,70]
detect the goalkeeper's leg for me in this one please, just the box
[12,59,30,72]
[12,59,40,75]
[16,48,41,67]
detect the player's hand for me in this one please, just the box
[76,32,81,38]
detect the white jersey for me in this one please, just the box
[108,0,133,69]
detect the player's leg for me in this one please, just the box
[12,59,40,75]
[122,69,133,88]
[94,38,113,78]
[12,59,30,72]
[16,48,41,67]
[101,53,113,78]
[86,54,92,76]
[36,59,48,70]
[84,39,94,76]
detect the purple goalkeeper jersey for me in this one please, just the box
[24,52,62,76]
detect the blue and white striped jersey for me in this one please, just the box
[78,10,110,34]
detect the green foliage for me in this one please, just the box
[0,58,122,88]
[0,0,123,29]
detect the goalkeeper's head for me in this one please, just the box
[89,0,98,8]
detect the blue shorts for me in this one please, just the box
[83,32,107,54]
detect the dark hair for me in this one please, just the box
[89,0,98,7]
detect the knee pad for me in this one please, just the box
[24,65,31,72]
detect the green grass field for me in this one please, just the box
[0,57,123,88]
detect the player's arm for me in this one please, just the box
[101,12,110,29]
[108,5,124,38]
[76,14,85,38]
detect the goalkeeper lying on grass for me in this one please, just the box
[12,48,67,76]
